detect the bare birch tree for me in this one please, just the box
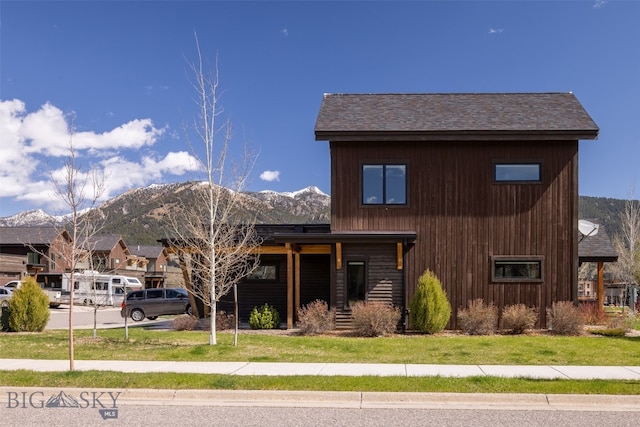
[165,34,260,345]
[610,194,640,308]
[51,133,106,370]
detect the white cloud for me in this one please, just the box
[593,0,607,9]
[0,99,199,214]
[488,28,504,35]
[260,170,280,182]
[281,28,289,37]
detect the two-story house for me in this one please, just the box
[80,235,146,282]
[0,226,73,287]
[164,92,600,330]
[129,245,169,288]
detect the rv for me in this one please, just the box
[62,272,144,306]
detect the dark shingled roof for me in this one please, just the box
[130,245,164,259]
[315,93,599,141]
[0,226,67,245]
[578,220,618,263]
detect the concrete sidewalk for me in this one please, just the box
[2,359,640,380]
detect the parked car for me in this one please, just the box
[120,288,192,321]
[0,286,13,307]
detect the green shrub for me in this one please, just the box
[350,301,401,337]
[457,299,498,335]
[7,277,50,332]
[588,328,627,337]
[296,299,335,335]
[502,304,538,334]
[547,301,584,336]
[409,269,451,334]
[249,304,281,329]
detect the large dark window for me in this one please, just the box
[491,256,544,282]
[362,164,406,205]
[494,163,541,182]
[346,261,366,307]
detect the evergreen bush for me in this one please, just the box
[7,277,50,332]
[409,269,451,334]
[249,304,281,329]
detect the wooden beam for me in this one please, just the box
[336,242,342,270]
[295,251,301,321]
[396,242,403,270]
[286,243,294,329]
[597,261,604,314]
[299,244,332,254]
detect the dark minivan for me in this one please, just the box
[121,288,192,321]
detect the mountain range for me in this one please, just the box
[0,182,631,246]
[0,182,331,245]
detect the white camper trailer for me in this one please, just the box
[62,272,144,306]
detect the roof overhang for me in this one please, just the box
[273,230,417,244]
[316,130,599,142]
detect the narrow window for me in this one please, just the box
[491,256,543,282]
[362,164,406,205]
[346,261,366,307]
[494,163,541,182]
[246,264,278,281]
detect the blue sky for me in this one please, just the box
[1,0,638,217]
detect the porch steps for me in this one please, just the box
[335,311,353,329]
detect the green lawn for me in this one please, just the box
[2,329,639,365]
[1,328,639,395]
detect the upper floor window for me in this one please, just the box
[362,164,407,205]
[494,163,541,183]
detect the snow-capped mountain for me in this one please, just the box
[0,182,331,244]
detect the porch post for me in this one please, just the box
[295,251,301,321]
[286,243,294,329]
[597,261,604,313]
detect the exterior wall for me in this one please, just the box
[0,254,27,285]
[219,253,332,324]
[330,140,579,328]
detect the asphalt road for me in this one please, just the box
[46,304,166,330]
[3,405,638,427]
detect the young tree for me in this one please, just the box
[610,195,640,308]
[165,34,260,345]
[51,133,106,370]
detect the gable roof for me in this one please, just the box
[0,226,70,246]
[315,93,599,141]
[130,245,164,259]
[578,220,618,263]
[83,235,127,253]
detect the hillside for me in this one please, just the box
[0,182,331,245]
[1,186,633,246]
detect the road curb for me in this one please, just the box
[2,387,638,411]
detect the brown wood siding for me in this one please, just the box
[336,243,404,309]
[330,140,578,328]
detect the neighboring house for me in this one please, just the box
[578,220,619,306]
[0,226,73,287]
[80,235,147,282]
[129,245,169,288]
[164,92,600,329]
